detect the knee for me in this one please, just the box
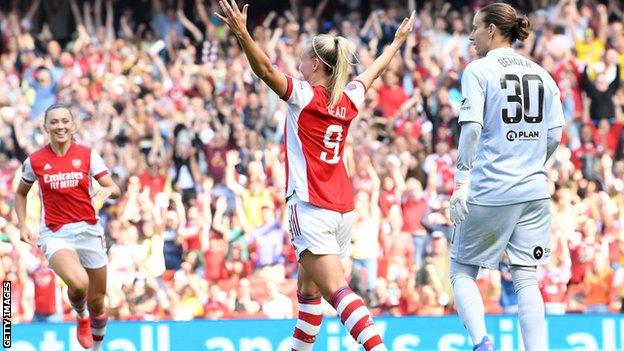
[450,259,479,286]
[297,279,322,298]
[66,272,89,297]
[510,265,537,293]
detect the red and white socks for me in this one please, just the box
[90,313,108,351]
[292,293,324,351]
[330,287,386,351]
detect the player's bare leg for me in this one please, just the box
[86,266,108,351]
[49,249,93,349]
[299,250,386,351]
[291,264,323,351]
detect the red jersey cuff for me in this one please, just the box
[94,171,108,180]
[281,75,294,101]
[353,79,367,93]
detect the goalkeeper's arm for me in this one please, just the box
[455,121,482,184]
[545,127,562,165]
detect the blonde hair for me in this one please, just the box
[308,34,354,108]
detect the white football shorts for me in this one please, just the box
[286,194,354,261]
[451,199,551,269]
[38,221,108,269]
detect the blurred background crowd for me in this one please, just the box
[1,0,624,322]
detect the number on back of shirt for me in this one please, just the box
[320,124,343,164]
[500,74,544,124]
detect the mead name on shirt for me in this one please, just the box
[44,171,83,189]
[328,106,347,118]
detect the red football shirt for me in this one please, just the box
[21,143,109,232]
[281,76,366,212]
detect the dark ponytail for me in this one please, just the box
[514,14,531,41]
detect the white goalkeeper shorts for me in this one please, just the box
[38,221,108,269]
[451,199,551,269]
[286,194,354,261]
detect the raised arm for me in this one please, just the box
[196,0,211,26]
[94,0,103,31]
[177,8,204,43]
[104,0,115,46]
[596,4,609,44]
[215,0,287,97]
[262,10,277,28]
[403,33,417,71]
[608,65,621,93]
[83,2,95,37]
[25,0,41,23]
[355,11,416,91]
[69,0,83,25]
[580,65,595,94]
[313,0,329,19]
[288,0,300,21]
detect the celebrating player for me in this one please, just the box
[215,1,415,350]
[449,3,564,351]
[14,104,120,351]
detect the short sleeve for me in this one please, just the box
[280,75,314,109]
[458,63,485,126]
[21,157,36,184]
[89,149,109,179]
[547,85,565,130]
[343,80,367,109]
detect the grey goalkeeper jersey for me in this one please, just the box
[459,47,565,206]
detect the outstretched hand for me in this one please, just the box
[214,0,249,38]
[392,10,416,46]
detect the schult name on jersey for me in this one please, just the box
[43,171,84,190]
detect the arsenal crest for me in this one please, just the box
[72,159,82,168]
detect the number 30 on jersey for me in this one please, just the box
[500,74,544,124]
[320,124,343,164]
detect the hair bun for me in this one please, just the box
[516,17,529,28]
[514,15,531,41]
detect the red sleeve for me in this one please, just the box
[354,79,367,93]
[280,75,293,101]
[94,170,108,180]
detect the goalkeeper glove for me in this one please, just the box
[449,170,470,224]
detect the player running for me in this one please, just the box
[215,1,415,350]
[15,104,120,350]
[448,3,565,351]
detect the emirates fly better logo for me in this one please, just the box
[44,171,84,190]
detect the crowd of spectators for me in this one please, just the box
[1,0,624,322]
